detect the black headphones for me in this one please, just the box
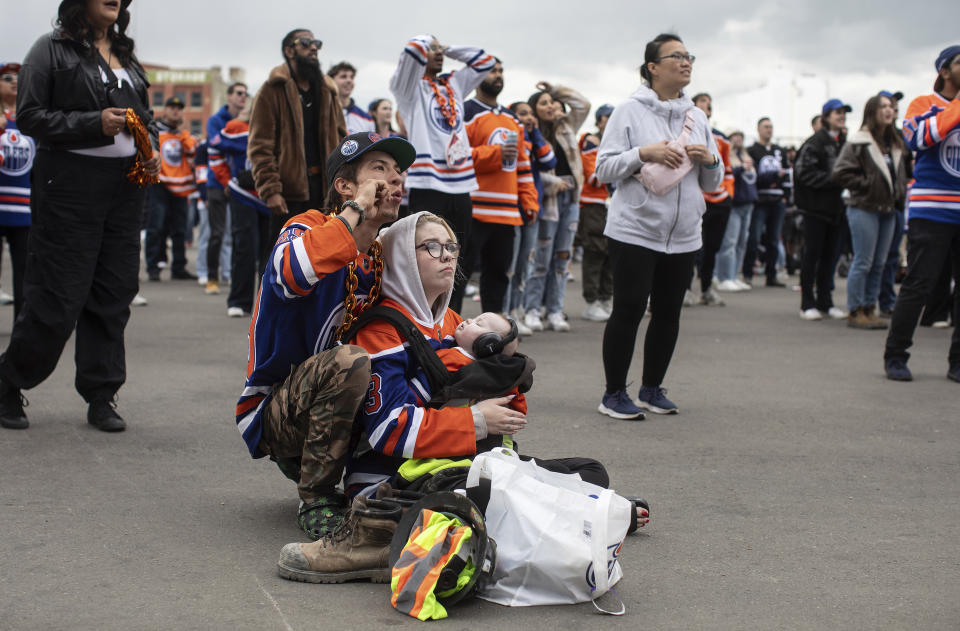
[473,317,520,358]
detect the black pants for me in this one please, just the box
[696,201,731,293]
[0,150,142,402]
[408,188,473,313]
[0,225,30,318]
[206,187,227,281]
[578,203,613,303]
[920,256,953,326]
[603,238,696,391]
[460,219,516,314]
[885,218,960,365]
[144,184,188,275]
[744,199,785,282]
[799,214,841,311]
[227,198,272,313]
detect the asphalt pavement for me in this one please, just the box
[1,259,958,631]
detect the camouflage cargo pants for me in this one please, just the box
[258,345,371,503]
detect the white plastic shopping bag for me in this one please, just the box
[466,448,632,611]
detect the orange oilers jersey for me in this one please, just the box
[579,132,608,206]
[464,99,539,226]
[702,130,733,204]
[158,127,197,197]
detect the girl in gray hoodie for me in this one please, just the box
[595,33,723,420]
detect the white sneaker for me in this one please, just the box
[197,275,208,286]
[827,307,848,319]
[131,293,149,307]
[227,306,245,318]
[515,319,533,336]
[715,280,743,293]
[799,308,823,321]
[546,311,570,332]
[735,279,753,291]
[682,290,697,307]
[932,320,950,329]
[600,299,613,314]
[524,311,544,332]
[582,301,610,322]
[0,290,13,305]
[464,282,478,297]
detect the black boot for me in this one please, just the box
[88,399,126,432]
[0,378,28,430]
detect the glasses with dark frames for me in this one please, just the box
[656,53,696,64]
[294,37,322,50]
[416,241,461,258]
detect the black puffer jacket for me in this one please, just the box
[831,129,908,213]
[16,30,157,151]
[794,128,845,224]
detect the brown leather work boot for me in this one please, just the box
[277,495,401,583]
[863,305,888,329]
[847,307,872,329]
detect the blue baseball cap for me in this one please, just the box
[821,99,852,116]
[595,104,614,123]
[878,90,903,101]
[934,45,960,91]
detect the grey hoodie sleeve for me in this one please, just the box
[697,120,724,192]
[596,107,644,184]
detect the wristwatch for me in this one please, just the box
[340,200,365,226]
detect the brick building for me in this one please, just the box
[142,64,246,138]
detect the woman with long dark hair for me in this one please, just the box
[833,94,908,329]
[0,0,159,432]
[367,98,400,138]
[595,33,722,419]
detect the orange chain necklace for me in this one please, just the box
[426,76,458,129]
[334,240,384,343]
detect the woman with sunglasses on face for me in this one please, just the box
[0,0,160,432]
[594,33,722,420]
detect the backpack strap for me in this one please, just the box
[343,305,453,397]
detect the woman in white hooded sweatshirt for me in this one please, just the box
[595,34,723,420]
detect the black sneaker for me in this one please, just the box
[88,399,126,432]
[766,279,786,288]
[884,359,913,382]
[171,270,198,280]
[948,364,960,383]
[0,378,28,429]
[147,270,161,282]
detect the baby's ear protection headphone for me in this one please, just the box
[473,317,520,358]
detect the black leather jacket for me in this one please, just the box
[16,30,158,152]
[794,128,846,224]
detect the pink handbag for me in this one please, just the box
[635,110,697,196]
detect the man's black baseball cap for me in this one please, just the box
[326,132,416,187]
[164,96,185,108]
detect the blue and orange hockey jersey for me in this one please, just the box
[344,99,376,135]
[235,212,376,457]
[209,119,268,214]
[464,99,539,225]
[0,113,34,227]
[344,298,477,493]
[902,92,960,224]
[702,129,733,205]
[579,132,608,206]
[157,120,197,197]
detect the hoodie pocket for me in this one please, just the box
[619,177,669,241]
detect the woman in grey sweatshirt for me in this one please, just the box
[595,33,723,420]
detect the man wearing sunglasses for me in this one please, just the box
[249,28,346,248]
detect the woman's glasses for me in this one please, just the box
[657,53,696,64]
[416,241,461,258]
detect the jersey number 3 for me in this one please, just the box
[364,374,383,414]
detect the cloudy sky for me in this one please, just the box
[7,0,957,143]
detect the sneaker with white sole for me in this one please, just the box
[464,282,478,297]
[600,299,613,314]
[682,290,697,307]
[715,280,743,292]
[736,279,753,290]
[698,289,725,306]
[826,307,848,319]
[523,311,544,332]
[598,390,645,420]
[637,385,678,414]
[227,306,245,318]
[546,311,570,332]
[582,301,610,322]
[799,308,823,321]
[131,294,149,307]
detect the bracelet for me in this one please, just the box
[704,154,720,169]
[340,199,365,226]
[335,214,353,235]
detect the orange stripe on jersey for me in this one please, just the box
[282,252,310,296]
[383,409,409,455]
[410,160,475,174]
[236,396,264,416]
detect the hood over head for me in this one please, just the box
[378,211,453,327]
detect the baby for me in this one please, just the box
[451,312,520,359]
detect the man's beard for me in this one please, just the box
[294,55,322,84]
[479,79,503,98]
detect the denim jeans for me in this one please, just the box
[879,209,905,311]
[523,189,579,316]
[506,220,537,313]
[744,199,786,282]
[144,184,188,274]
[715,203,753,282]
[845,207,896,310]
[195,199,232,280]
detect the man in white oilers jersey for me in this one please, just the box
[390,34,495,312]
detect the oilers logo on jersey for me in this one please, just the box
[429,99,463,134]
[0,130,36,177]
[941,128,960,178]
[161,138,183,167]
